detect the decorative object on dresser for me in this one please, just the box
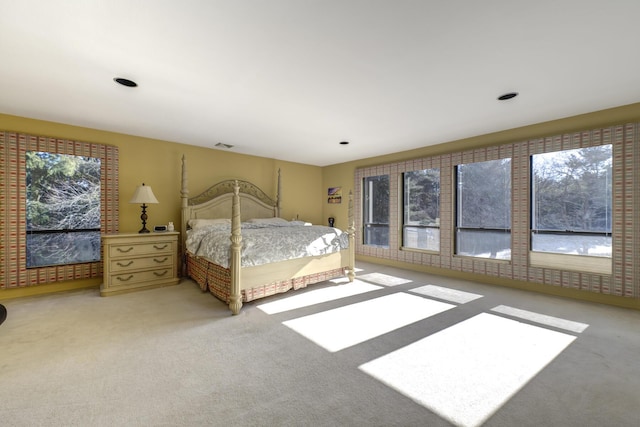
[180,155,355,315]
[129,183,159,233]
[101,232,179,296]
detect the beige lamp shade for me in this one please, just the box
[129,183,159,204]
[130,183,158,233]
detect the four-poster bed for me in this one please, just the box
[180,155,355,314]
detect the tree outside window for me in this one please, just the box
[531,145,612,257]
[26,151,101,268]
[403,169,440,251]
[456,158,511,259]
[363,175,389,247]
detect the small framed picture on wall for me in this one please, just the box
[328,187,342,204]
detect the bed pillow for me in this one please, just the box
[245,217,289,226]
[188,218,231,229]
[289,220,311,226]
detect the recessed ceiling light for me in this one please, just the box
[339,141,349,145]
[114,77,137,87]
[497,92,518,101]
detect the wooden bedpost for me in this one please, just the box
[275,168,281,217]
[180,155,189,275]
[347,190,356,282]
[229,180,243,314]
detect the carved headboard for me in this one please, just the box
[184,179,278,223]
[179,155,281,254]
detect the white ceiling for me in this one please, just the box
[1,1,639,167]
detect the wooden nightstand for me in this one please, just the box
[101,232,180,296]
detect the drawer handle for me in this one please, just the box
[153,244,169,250]
[153,270,168,277]
[153,257,168,264]
[117,275,134,282]
[116,247,134,253]
[116,261,134,267]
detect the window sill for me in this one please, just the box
[529,251,611,275]
[453,254,511,264]
[401,246,439,255]
[363,244,390,249]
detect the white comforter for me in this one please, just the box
[186,221,349,268]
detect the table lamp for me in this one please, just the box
[129,183,159,233]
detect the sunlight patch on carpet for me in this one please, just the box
[491,305,589,333]
[359,313,576,427]
[283,293,454,352]
[257,280,382,314]
[410,284,483,304]
[357,272,412,286]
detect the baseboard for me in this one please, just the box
[0,278,102,301]
[356,255,640,311]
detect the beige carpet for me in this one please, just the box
[1,261,639,426]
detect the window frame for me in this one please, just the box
[362,174,390,248]
[401,168,440,253]
[454,158,512,260]
[0,131,119,289]
[25,151,102,268]
[529,145,613,274]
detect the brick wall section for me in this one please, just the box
[0,132,119,288]
[355,123,639,298]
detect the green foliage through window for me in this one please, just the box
[531,145,612,257]
[456,159,511,259]
[363,175,389,247]
[403,169,440,251]
[26,151,101,268]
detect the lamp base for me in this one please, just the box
[138,204,150,234]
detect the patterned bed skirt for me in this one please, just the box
[186,254,346,303]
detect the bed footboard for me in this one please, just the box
[187,253,347,304]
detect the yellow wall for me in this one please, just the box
[0,113,324,231]
[3,101,640,306]
[0,113,322,299]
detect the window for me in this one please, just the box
[456,158,511,259]
[26,151,101,268]
[363,175,389,247]
[531,145,612,258]
[403,169,440,251]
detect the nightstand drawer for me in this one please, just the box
[110,255,173,272]
[109,241,174,258]
[101,232,180,297]
[110,268,173,287]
